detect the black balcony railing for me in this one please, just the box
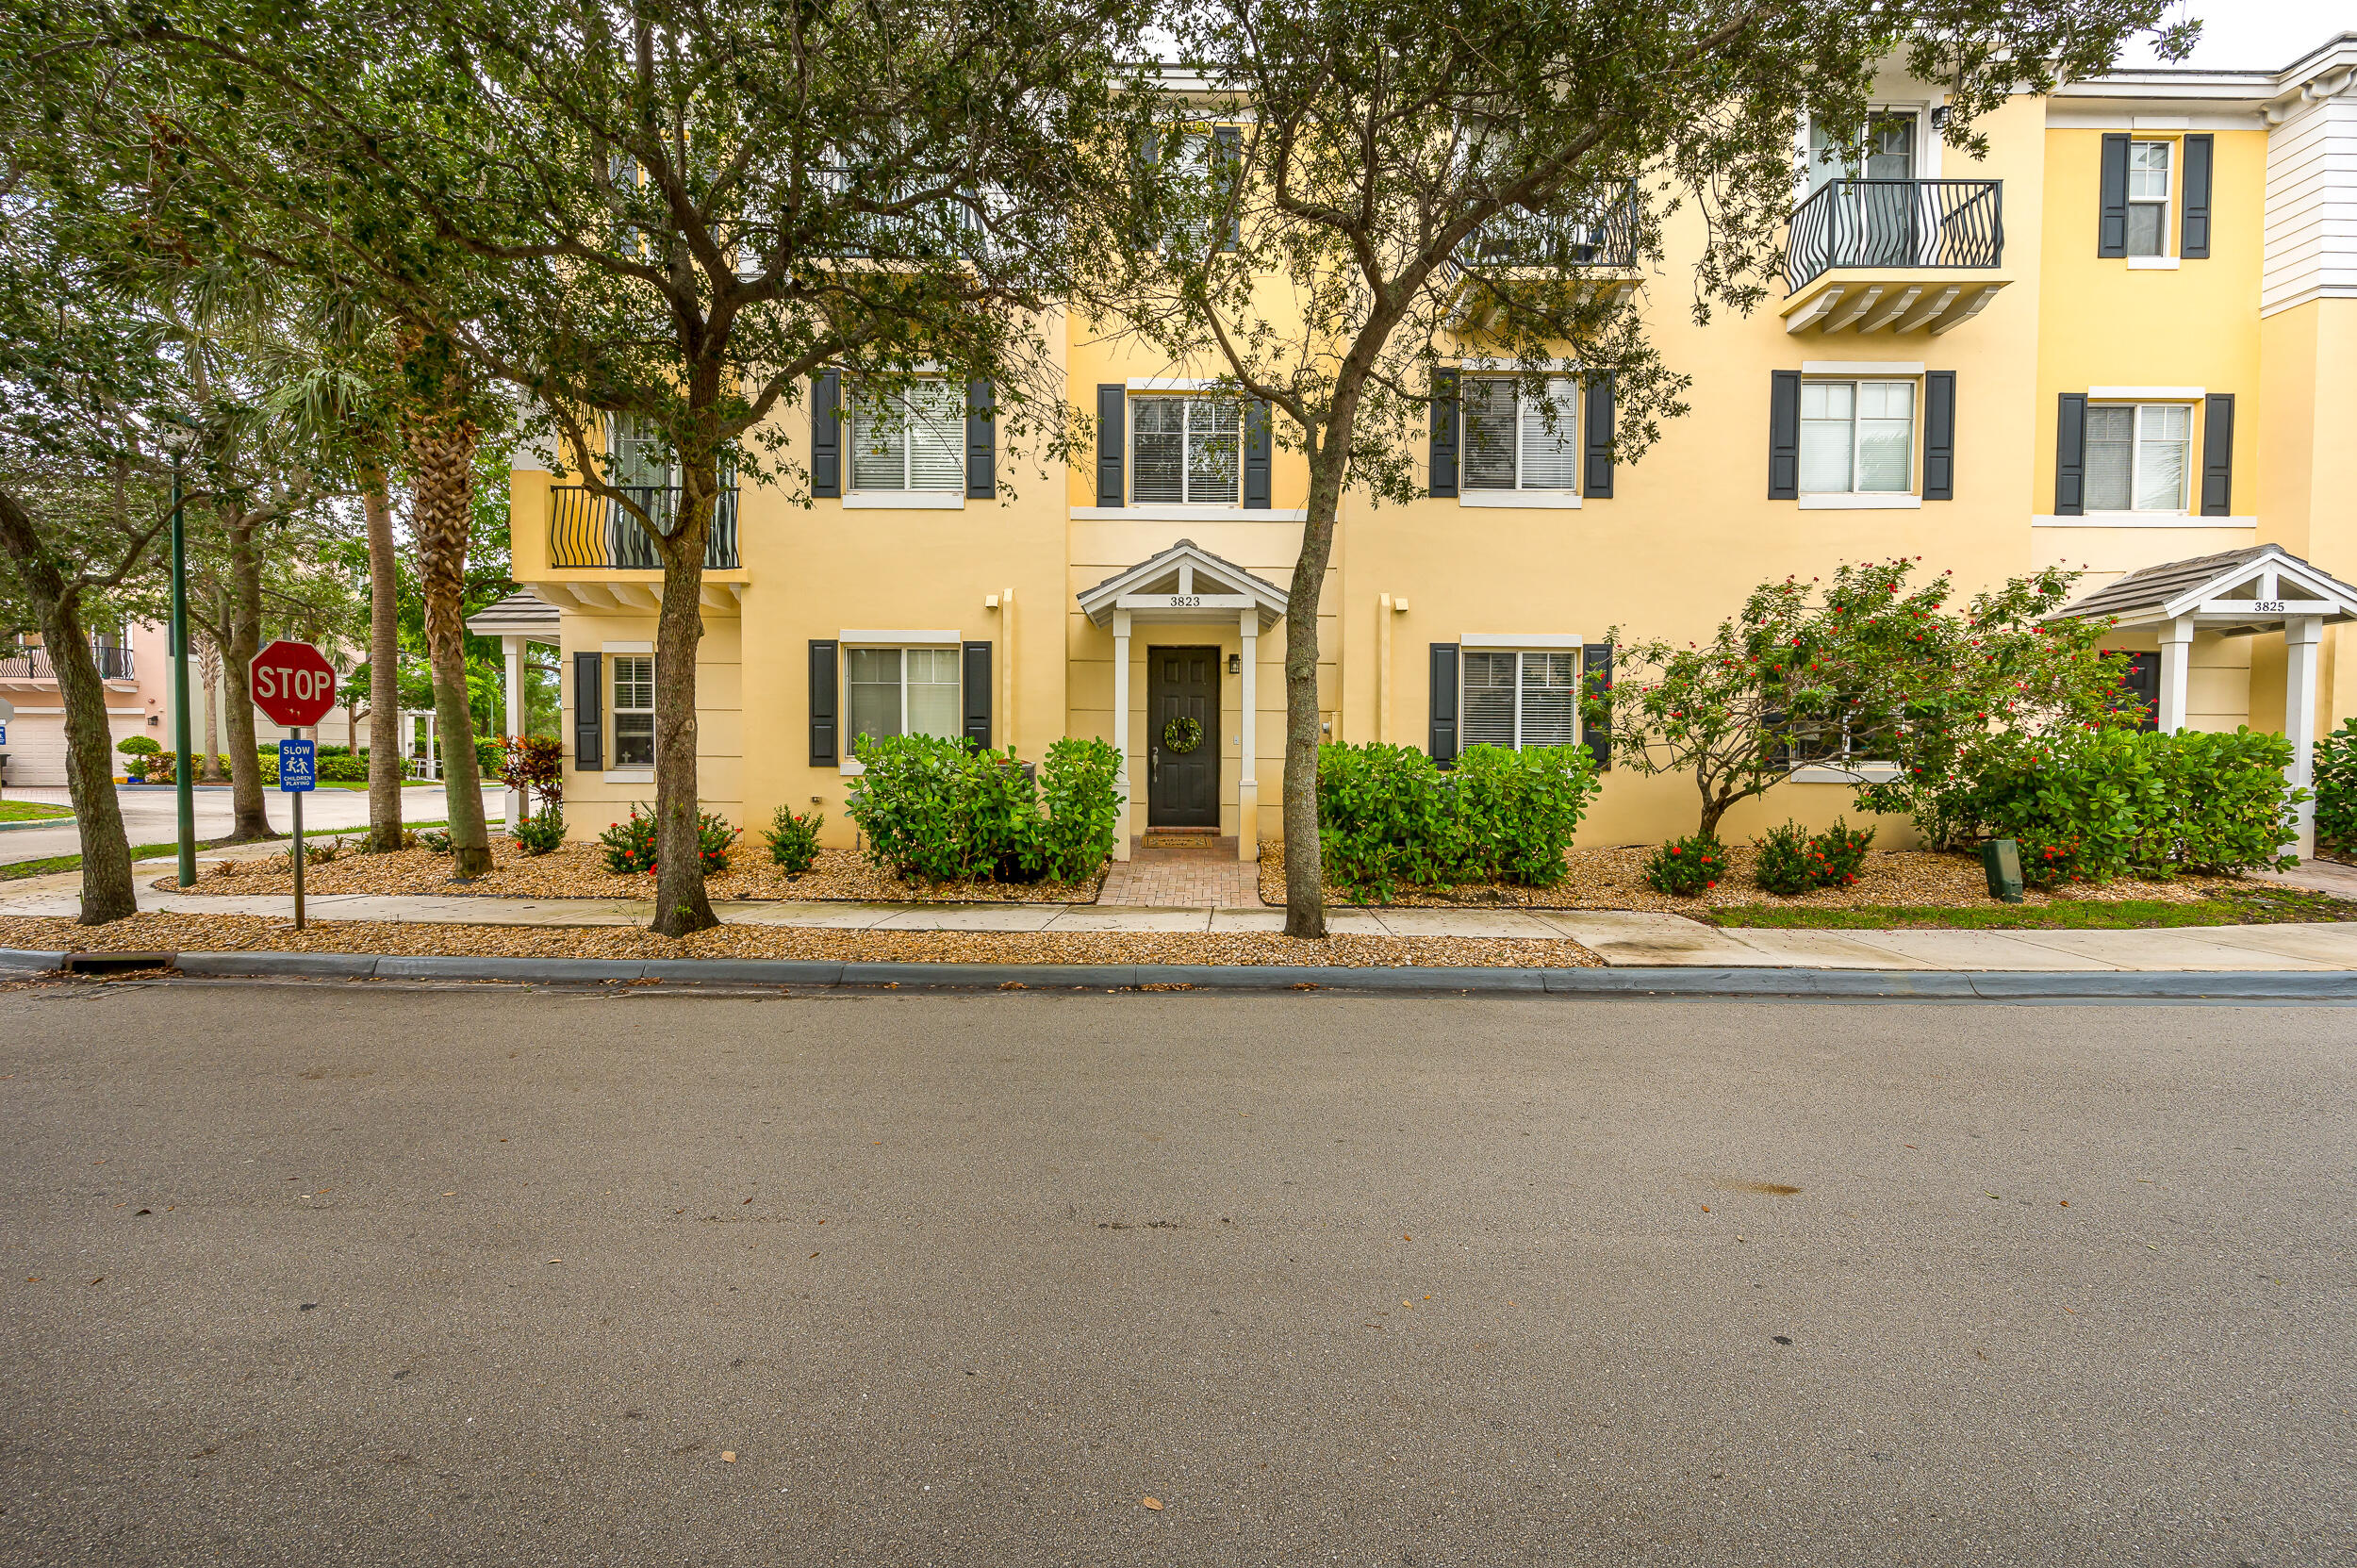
[1785,178,2003,292]
[0,640,134,681]
[550,486,739,570]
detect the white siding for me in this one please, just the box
[2264,89,2357,316]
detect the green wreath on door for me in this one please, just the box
[1160,716,1204,755]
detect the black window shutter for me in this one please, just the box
[1768,370,1801,500]
[808,639,838,765]
[1581,642,1612,772]
[1582,372,1615,499]
[964,379,996,500]
[2098,133,2130,257]
[811,370,841,498]
[1428,369,1459,499]
[2180,134,2214,259]
[1212,125,1242,252]
[1243,399,1271,508]
[573,651,602,769]
[1428,643,1459,767]
[962,641,993,751]
[2200,392,2235,516]
[1096,384,1125,506]
[1923,371,1956,502]
[2054,393,2087,516]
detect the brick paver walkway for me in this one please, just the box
[1096,835,1264,908]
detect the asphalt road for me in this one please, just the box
[0,784,503,866]
[0,983,2349,1566]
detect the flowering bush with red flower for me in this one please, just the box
[597,804,739,877]
[1643,834,1725,897]
[1753,817,1875,894]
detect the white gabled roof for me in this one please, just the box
[2052,543,2357,633]
[1077,538,1292,630]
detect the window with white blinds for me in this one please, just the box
[850,378,966,493]
[2084,402,2190,513]
[1461,650,1578,750]
[1130,395,1241,504]
[1799,379,1914,494]
[1461,376,1580,492]
[612,655,655,767]
[845,646,962,754]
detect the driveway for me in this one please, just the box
[0,783,504,866]
[0,985,2348,1565]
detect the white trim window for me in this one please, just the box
[1462,376,1580,493]
[845,646,961,754]
[1799,379,1914,495]
[1131,394,1240,504]
[1461,650,1578,750]
[2085,402,2191,513]
[612,655,655,768]
[2126,140,2171,258]
[851,378,965,494]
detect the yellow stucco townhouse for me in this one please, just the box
[489,34,2357,861]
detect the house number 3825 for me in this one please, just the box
[1168,594,1200,608]
[2252,600,2284,612]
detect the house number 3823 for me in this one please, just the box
[1168,594,1200,607]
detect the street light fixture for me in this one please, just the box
[152,411,200,887]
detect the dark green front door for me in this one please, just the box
[1147,646,1219,828]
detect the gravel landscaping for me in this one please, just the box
[1257,842,2235,914]
[0,912,1604,969]
[154,840,1102,904]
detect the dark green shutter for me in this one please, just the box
[2054,393,2087,516]
[1428,370,1459,499]
[1768,370,1801,499]
[2098,133,2130,257]
[1582,372,1614,499]
[1212,125,1242,252]
[1923,371,1956,502]
[2180,134,2213,259]
[963,641,992,751]
[1243,399,1271,508]
[965,379,996,500]
[1428,644,1459,766]
[809,640,837,765]
[811,371,841,498]
[2200,393,2235,516]
[573,651,602,769]
[1581,642,1612,772]
[1096,384,1125,506]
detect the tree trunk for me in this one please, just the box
[360,460,404,851]
[0,489,138,922]
[407,423,491,877]
[219,519,274,841]
[650,487,718,938]
[1281,452,1347,939]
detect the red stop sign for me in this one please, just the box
[250,639,338,729]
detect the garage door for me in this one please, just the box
[2,714,69,786]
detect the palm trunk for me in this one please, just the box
[220,519,274,841]
[650,482,717,938]
[360,460,404,850]
[407,423,492,877]
[0,490,138,922]
[199,640,223,783]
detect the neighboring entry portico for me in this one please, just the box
[1078,539,1289,862]
[2054,544,2357,858]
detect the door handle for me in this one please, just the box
[1149,745,1159,783]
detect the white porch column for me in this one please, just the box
[1239,608,1259,862]
[2157,615,2194,734]
[2285,616,2323,859]
[503,635,525,833]
[1111,609,1132,861]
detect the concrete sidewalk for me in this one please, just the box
[4,871,2353,972]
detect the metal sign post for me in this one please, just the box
[280,734,316,931]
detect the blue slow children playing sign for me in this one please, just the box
[278,737,316,793]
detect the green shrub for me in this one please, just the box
[2317,717,2357,853]
[514,808,568,856]
[1753,821,1813,895]
[116,734,160,756]
[597,804,737,876]
[420,829,453,853]
[764,806,824,873]
[1644,834,1726,896]
[317,753,371,783]
[1316,742,1601,901]
[307,835,345,864]
[845,734,1123,884]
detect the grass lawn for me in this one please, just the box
[0,801,73,823]
[0,820,451,883]
[1709,885,2355,931]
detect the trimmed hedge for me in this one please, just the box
[2318,717,2357,853]
[846,734,1122,884]
[1317,742,1600,901]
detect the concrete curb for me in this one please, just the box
[4,947,2353,999]
[0,816,74,834]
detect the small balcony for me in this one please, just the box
[1780,178,2009,337]
[0,639,135,683]
[549,485,738,571]
[1442,190,1641,326]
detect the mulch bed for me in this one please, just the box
[1257,843,2233,915]
[152,840,1100,905]
[0,912,1604,969]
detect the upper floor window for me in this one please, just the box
[1132,395,1239,505]
[1463,377,1581,493]
[1461,649,1578,751]
[1800,379,1914,495]
[2085,402,2190,513]
[846,646,961,754]
[2126,140,2172,257]
[851,378,965,494]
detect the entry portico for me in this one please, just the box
[2056,544,2357,857]
[1078,539,1290,863]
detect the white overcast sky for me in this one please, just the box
[2116,0,2352,70]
